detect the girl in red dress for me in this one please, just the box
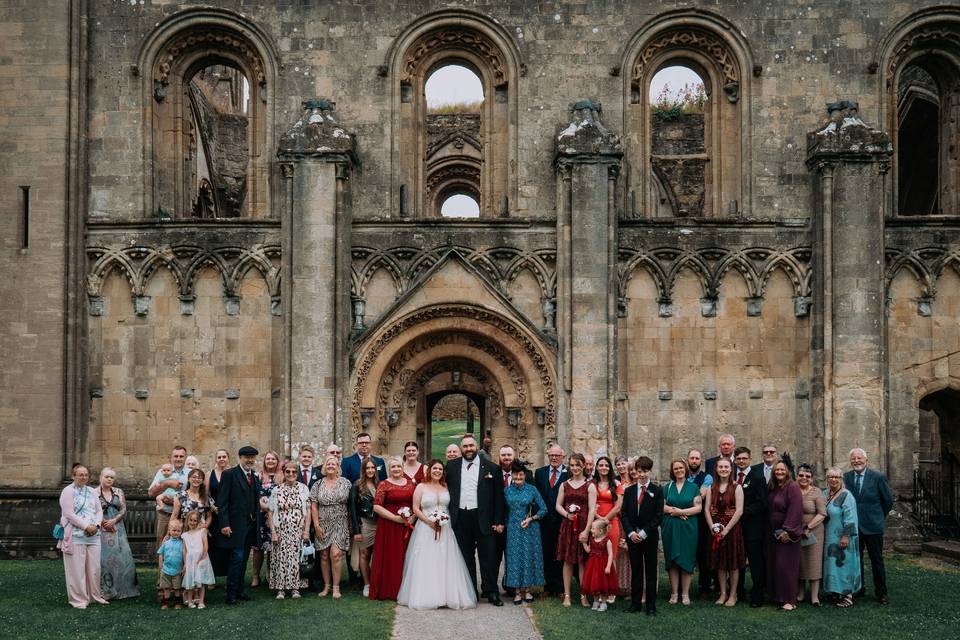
[581,519,618,611]
[555,453,597,607]
[704,457,745,607]
[369,457,416,600]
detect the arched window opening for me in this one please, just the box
[425,64,484,112]
[897,63,942,215]
[440,193,480,218]
[648,65,709,217]
[185,63,252,218]
[429,392,483,459]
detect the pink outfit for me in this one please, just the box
[58,483,107,608]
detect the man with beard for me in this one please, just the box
[495,445,517,597]
[687,448,714,596]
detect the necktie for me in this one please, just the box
[503,472,509,488]
[247,471,253,487]
[468,462,474,470]
[637,485,646,508]
[737,471,745,485]
[549,467,558,489]
[856,473,863,493]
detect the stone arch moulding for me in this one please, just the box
[135,7,281,220]
[384,9,523,218]
[874,7,960,217]
[619,9,754,219]
[351,303,556,461]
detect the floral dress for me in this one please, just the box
[269,482,311,591]
[310,477,352,551]
[98,489,139,599]
[258,475,276,551]
[503,483,547,588]
[175,490,215,526]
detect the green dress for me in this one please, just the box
[661,480,699,573]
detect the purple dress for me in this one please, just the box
[768,482,804,606]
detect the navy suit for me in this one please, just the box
[534,464,569,594]
[737,463,769,605]
[622,482,664,612]
[844,468,893,597]
[217,465,261,600]
[341,453,387,484]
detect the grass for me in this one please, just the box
[529,555,960,640]
[430,419,469,460]
[0,560,394,640]
[427,102,482,114]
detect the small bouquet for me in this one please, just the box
[566,503,581,532]
[397,507,414,541]
[711,522,723,552]
[429,511,450,540]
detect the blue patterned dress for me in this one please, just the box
[98,489,139,599]
[503,482,548,588]
[822,488,862,596]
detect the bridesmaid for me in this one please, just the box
[555,453,597,608]
[704,458,745,607]
[96,467,139,600]
[768,461,804,610]
[822,467,862,608]
[796,463,827,606]
[252,451,281,587]
[310,454,353,599]
[661,458,701,605]
[370,457,416,600]
[613,457,634,598]
[402,441,426,484]
[206,448,231,580]
[592,456,622,603]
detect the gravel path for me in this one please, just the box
[391,600,542,640]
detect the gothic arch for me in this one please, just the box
[620,9,754,218]
[385,10,522,218]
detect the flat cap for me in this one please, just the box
[238,445,259,456]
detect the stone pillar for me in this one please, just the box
[277,100,358,453]
[554,101,623,455]
[806,100,892,472]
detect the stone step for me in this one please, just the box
[921,539,960,564]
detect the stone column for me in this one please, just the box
[554,101,623,455]
[277,100,358,453]
[806,100,892,472]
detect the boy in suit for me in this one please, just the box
[733,446,769,606]
[844,447,893,604]
[622,455,663,615]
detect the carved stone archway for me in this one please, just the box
[351,304,556,464]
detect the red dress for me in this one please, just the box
[581,535,618,597]
[708,483,746,570]
[403,463,425,485]
[369,478,415,600]
[556,480,589,564]
[595,482,621,559]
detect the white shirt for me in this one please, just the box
[460,457,481,509]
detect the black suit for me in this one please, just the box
[736,463,769,605]
[534,464,569,594]
[297,465,322,488]
[622,482,664,612]
[217,464,262,600]
[446,455,505,597]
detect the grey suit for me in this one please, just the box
[844,468,893,598]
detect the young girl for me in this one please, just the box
[581,519,618,611]
[181,511,215,608]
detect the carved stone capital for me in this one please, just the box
[277,99,358,164]
[805,100,892,169]
[555,100,624,162]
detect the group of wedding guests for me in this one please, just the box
[56,431,894,615]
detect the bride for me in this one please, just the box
[397,459,477,610]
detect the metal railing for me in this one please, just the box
[913,453,960,539]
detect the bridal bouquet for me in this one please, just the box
[398,507,414,541]
[429,511,450,540]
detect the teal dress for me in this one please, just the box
[661,480,699,573]
[822,488,862,596]
[99,489,139,599]
[503,483,547,588]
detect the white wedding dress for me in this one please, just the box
[396,488,477,610]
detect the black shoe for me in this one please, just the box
[646,608,657,616]
[626,604,642,613]
[487,595,504,606]
[225,597,239,605]
[854,590,866,598]
[877,595,889,605]
[236,593,251,601]
[750,602,763,608]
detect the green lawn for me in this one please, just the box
[530,555,960,639]
[430,419,469,460]
[0,560,394,639]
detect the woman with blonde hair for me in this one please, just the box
[310,454,353,598]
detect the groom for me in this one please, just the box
[447,434,506,606]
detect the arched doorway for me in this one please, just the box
[916,388,960,537]
[426,391,484,460]
[351,304,557,466]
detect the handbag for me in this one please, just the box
[299,540,316,576]
[53,489,88,539]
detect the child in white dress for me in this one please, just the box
[182,511,215,608]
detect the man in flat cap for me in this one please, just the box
[218,445,261,604]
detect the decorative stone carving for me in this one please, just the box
[806,101,893,169]
[541,297,556,330]
[632,28,739,93]
[88,295,104,317]
[154,29,266,95]
[401,29,506,85]
[746,296,763,317]
[352,296,366,331]
[886,24,960,81]
[507,407,522,428]
[556,100,623,159]
[277,99,358,162]
[134,295,151,316]
[700,296,718,317]
[225,295,241,316]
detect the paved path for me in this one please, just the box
[391,601,542,640]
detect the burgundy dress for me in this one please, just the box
[708,484,745,570]
[556,480,590,564]
[581,535,618,597]
[369,478,415,600]
[768,482,804,606]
